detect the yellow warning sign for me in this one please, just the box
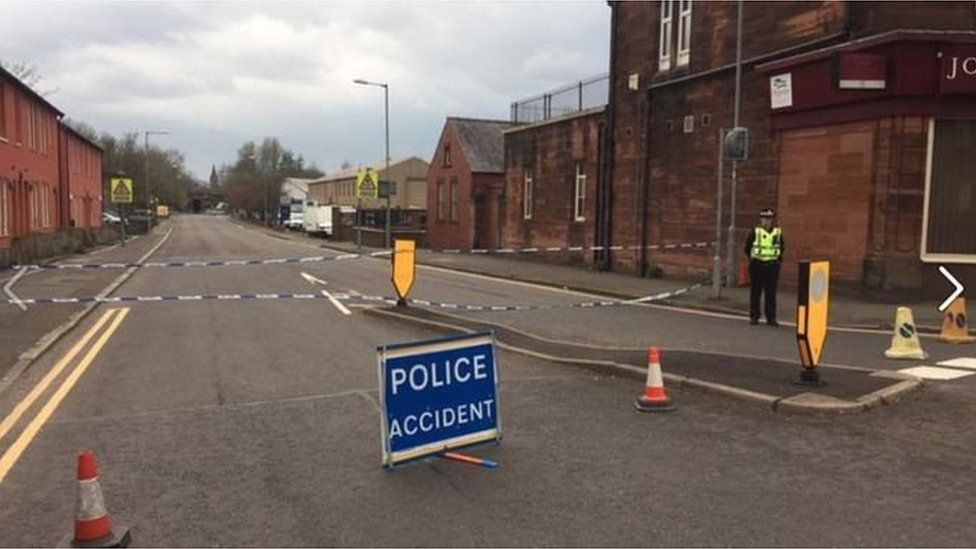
[356,168,379,199]
[796,260,830,368]
[110,177,134,204]
[391,239,416,304]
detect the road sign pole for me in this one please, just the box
[384,84,391,250]
[120,204,126,247]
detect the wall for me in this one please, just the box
[63,128,103,229]
[0,75,61,246]
[502,109,603,266]
[608,1,849,276]
[849,1,976,36]
[426,122,474,249]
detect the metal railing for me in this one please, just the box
[510,74,609,124]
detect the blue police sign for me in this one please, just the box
[377,332,501,467]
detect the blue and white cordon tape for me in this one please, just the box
[0,282,703,311]
[9,241,714,271]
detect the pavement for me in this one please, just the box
[1,214,975,546]
[0,228,171,383]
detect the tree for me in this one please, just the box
[209,165,219,189]
[0,59,60,96]
[221,138,324,221]
[62,118,100,142]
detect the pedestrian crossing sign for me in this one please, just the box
[110,177,134,204]
[356,169,379,199]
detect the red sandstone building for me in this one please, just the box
[426,117,510,250]
[0,65,103,263]
[603,1,976,295]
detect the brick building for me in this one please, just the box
[0,65,63,250]
[501,107,605,264]
[603,0,976,295]
[59,122,103,230]
[308,157,429,210]
[426,117,510,250]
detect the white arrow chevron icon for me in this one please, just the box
[938,266,964,312]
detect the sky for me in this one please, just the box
[1,1,610,181]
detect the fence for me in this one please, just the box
[510,74,609,125]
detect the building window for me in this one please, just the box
[523,171,533,220]
[574,162,586,222]
[922,119,976,261]
[683,114,695,133]
[436,178,445,221]
[676,0,692,67]
[449,178,459,221]
[444,145,452,167]
[658,0,673,72]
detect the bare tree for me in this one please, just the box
[0,59,60,96]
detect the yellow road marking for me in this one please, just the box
[0,308,130,484]
[0,309,119,444]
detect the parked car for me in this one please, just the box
[102,211,126,225]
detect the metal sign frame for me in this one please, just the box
[376,332,502,469]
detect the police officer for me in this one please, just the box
[744,208,784,326]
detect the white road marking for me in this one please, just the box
[897,366,975,380]
[2,267,29,312]
[300,272,329,286]
[936,357,976,370]
[322,289,352,316]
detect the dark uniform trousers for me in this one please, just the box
[749,260,780,323]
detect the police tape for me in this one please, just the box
[428,241,714,255]
[10,251,394,271]
[9,241,714,271]
[0,282,704,310]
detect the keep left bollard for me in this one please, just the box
[939,297,975,344]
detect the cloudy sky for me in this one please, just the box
[2,1,610,180]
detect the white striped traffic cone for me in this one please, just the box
[70,450,130,548]
[634,347,675,412]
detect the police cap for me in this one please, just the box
[759,208,776,218]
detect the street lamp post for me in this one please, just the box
[143,130,169,234]
[353,78,391,248]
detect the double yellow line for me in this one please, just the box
[0,307,129,484]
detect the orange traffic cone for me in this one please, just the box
[71,451,130,548]
[939,297,975,344]
[634,347,675,412]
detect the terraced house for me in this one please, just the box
[0,64,103,265]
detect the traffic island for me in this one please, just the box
[365,306,924,415]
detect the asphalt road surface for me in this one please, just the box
[1,214,974,547]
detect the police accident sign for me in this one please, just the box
[377,332,501,467]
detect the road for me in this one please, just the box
[1,214,974,547]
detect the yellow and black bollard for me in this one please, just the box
[391,239,416,307]
[795,260,830,386]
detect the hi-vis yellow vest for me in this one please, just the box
[751,227,782,262]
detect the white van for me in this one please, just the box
[303,203,334,236]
